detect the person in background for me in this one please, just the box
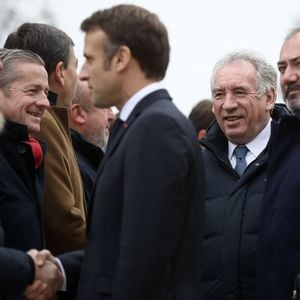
[188,99,215,139]
[69,79,115,204]
[256,26,300,300]
[4,23,86,255]
[278,27,300,114]
[199,50,288,300]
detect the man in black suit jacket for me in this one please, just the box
[57,5,205,300]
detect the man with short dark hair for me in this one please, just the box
[61,4,205,300]
[5,23,86,255]
[256,27,300,300]
[188,99,215,139]
[277,27,300,114]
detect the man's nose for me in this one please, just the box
[79,62,89,81]
[281,65,299,85]
[222,93,238,110]
[37,93,50,108]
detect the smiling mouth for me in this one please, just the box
[224,116,241,121]
[27,111,42,118]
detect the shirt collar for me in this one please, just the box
[228,119,271,159]
[119,82,163,121]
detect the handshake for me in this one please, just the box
[24,249,65,299]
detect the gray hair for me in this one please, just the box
[284,27,300,42]
[210,50,277,95]
[0,48,45,95]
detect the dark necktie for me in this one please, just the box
[234,145,248,176]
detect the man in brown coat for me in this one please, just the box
[5,23,86,255]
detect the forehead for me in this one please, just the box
[14,62,48,86]
[84,28,108,55]
[213,60,257,88]
[280,32,300,62]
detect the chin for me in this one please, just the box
[287,98,300,113]
[28,126,40,135]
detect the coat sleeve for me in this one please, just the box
[36,109,86,255]
[58,250,84,300]
[0,247,34,293]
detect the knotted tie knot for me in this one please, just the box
[234,145,248,176]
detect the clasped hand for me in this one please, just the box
[24,249,64,299]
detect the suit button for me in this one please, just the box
[17,144,27,154]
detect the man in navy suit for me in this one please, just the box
[58,4,205,300]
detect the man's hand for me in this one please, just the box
[24,249,64,299]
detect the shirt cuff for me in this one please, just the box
[54,257,67,291]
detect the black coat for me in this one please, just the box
[256,112,300,300]
[199,104,289,300]
[0,246,34,296]
[0,219,34,295]
[68,89,205,300]
[0,121,45,300]
[0,121,45,251]
[70,129,103,206]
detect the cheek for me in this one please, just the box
[279,76,286,88]
[8,103,22,118]
[71,69,78,83]
[91,67,99,79]
[212,104,221,120]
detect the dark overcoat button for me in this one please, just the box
[17,144,27,154]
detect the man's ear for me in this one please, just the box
[51,61,64,87]
[114,45,131,72]
[70,104,87,125]
[265,87,276,112]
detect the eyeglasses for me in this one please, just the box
[212,88,260,101]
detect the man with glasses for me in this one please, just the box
[199,51,289,300]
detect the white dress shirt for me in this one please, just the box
[228,120,271,169]
[119,82,163,121]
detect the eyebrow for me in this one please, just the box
[278,55,300,67]
[212,85,248,92]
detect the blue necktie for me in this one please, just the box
[234,145,248,176]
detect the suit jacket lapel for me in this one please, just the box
[87,89,172,224]
[98,89,172,176]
